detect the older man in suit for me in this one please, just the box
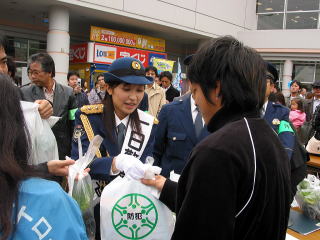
[21,53,76,160]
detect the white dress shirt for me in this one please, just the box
[190,96,204,126]
[313,97,320,113]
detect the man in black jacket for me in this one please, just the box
[160,71,180,102]
[143,36,291,240]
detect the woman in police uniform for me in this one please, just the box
[71,57,157,239]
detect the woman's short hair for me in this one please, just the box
[67,71,80,80]
[290,80,302,89]
[145,66,159,77]
[159,71,173,81]
[187,36,266,111]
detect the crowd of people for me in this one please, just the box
[0,34,318,240]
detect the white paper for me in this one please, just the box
[286,233,299,240]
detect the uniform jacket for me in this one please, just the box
[160,107,291,240]
[153,94,209,177]
[70,104,157,182]
[145,83,166,117]
[21,82,76,159]
[9,178,88,240]
[165,85,180,102]
[264,101,307,197]
[138,92,149,112]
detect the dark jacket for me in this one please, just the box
[165,85,180,102]
[74,90,89,108]
[153,94,209,177]
[264,101,307,197]
[160,107,291,240]
[138,92,149,111]
[20,82,76,159]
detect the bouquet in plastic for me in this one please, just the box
[296,174,320,220]
[68,135,103,239]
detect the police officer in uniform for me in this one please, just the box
[262,62,307,198]
[71,57,158,239]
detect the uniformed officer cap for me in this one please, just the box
[266,62,279,84]
[104,57,153,85]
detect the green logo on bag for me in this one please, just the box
[112,193,158,239]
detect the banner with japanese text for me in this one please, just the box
[90,26,165,52]
[152,58,175,73]
[93,43,167,67]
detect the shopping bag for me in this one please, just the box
[68,135,103,239]
[100,176,175,240]
[21,101,59,165]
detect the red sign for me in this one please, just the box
[70,43,88,63]
[93,43,166,67]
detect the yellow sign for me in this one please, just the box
[152,58,175,72]
[90,26,165,52]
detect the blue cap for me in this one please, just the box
[104,57,153,85]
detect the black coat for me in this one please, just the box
[165,85,180,102]
[160,107,291,240]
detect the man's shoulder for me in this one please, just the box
[269,102,290,114]
[56,82,73,94]
[20,83,37,92]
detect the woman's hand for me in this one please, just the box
[141,175,166,192]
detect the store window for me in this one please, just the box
[257,0,320,29]
[287,0,319,11]
[292,63,315,83]
[286,12,318,29]
[257,0,285,13]
[258,13,284,29]
[315,64,320,81]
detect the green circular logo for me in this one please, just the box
[112,193,158,239]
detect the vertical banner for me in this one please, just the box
[172,58,182,91]
[152,58,175,73]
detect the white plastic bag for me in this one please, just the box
[21,101,59,165]
[68,135,103,240]
[100,176,175,240]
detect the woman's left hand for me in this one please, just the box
[141,175,166,192]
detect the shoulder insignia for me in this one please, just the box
[272,118,281,125]
[278,120,294,134]
[154,118,159,124]
[80,104,103,114]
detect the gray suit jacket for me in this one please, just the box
[21,82,76,159]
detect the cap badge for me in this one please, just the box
[272,118,281,125]
[132,61,141,70]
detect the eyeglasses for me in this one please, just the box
[27,70,44,76]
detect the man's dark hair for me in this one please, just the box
[290,80,302,89]
[28,52,55,78]
[187,36,266,111]
[7,56,16,79]
[97,73,104,81]
[67,71,80,81]
[145,66,159,77]
[159,71,173,81]
[0,35,8,53]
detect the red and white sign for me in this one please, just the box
[93,43,166,67]
[70,43,88,63]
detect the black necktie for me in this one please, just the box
[117,123,126,151]
[195,107,203,139]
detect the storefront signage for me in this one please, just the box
[93,43,167,67]
[70,43,88,63]
[90,26,165,52]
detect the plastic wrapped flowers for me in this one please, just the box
[296,174,320,220]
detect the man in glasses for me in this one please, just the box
[21,52,77,160]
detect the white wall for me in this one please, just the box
[59,0,257,37]
[238,29,320,49]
